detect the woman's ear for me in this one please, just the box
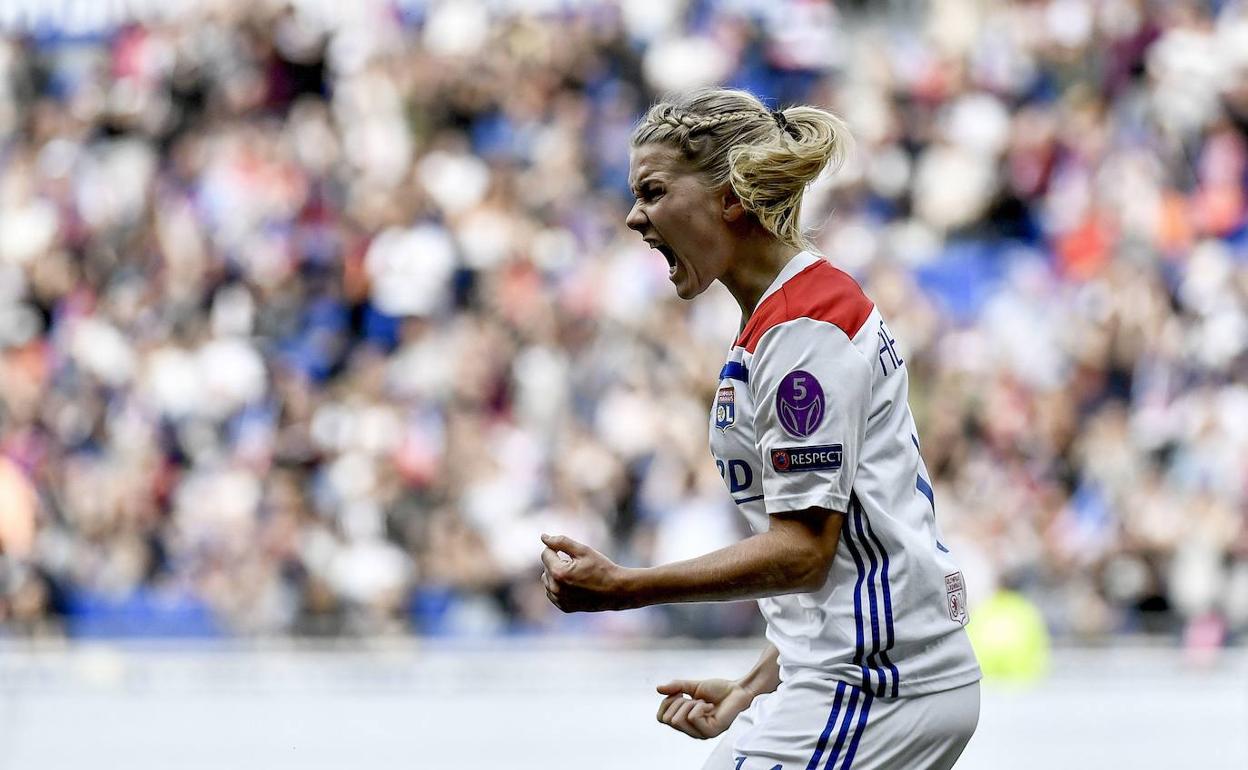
[721,187,747,222]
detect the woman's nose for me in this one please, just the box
[625,201,647,232]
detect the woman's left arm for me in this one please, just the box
[540,506,843,612]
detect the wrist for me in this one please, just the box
[736,673,765,700]
[737,648,781,699]
[614,566,650,610]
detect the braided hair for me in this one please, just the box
[631,88,853,249]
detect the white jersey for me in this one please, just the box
[709,251,981,698]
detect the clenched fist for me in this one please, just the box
[539,533,634,612]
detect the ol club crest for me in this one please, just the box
[715,386,736,432]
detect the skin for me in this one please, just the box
[539,141,846,741]
[623,144,799,319]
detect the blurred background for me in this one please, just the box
[0,0,1245,767]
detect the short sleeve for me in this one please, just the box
[750,317,872,515]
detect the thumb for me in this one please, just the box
[656,680,699,696]
[541,533,588,557]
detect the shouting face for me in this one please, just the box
[625,144,737,300]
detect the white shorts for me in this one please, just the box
[700,675,979,770]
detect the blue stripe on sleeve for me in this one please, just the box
[718,361,749,382]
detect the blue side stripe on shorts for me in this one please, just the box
[852,505,887,697]
[840,516,873,692]
[838,690,874,770]
[861,513,901,698]
[822,686,860,770]
[718,361,749,383]
[805,681,847,770]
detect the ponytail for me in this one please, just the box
[631,89,853,248]
[727,106,853,248]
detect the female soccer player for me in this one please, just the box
[539,88,981,770]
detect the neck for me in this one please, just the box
[719,235,803,324]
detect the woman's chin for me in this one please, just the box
[668,262,706,300]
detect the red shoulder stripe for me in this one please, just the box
[735,260,875,353]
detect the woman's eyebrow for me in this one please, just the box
[631,175,660,196]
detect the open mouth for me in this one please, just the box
[651,243,678,276]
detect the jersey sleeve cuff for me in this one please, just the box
[763,491,850,516]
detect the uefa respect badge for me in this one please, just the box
[775,370,825,438]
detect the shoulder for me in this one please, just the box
[735,259,875,354]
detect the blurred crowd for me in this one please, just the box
[0,0,1245,644]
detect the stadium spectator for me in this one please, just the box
[0,0,1245,646]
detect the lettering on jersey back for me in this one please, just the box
[877,321,904,376]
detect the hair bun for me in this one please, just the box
[631,88,852,248]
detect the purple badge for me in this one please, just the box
[776,370,825,438]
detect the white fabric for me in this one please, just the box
[708,252,981,698]
[700,675,980,770]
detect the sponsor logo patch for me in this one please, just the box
[714,386,735,432]
[769,444,842,473]
[945,571,968,625]
[776,370,825,438]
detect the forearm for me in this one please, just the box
[738,642,781,698]
[620,528,826,607]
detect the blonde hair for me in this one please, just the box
[631,88,853,249]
